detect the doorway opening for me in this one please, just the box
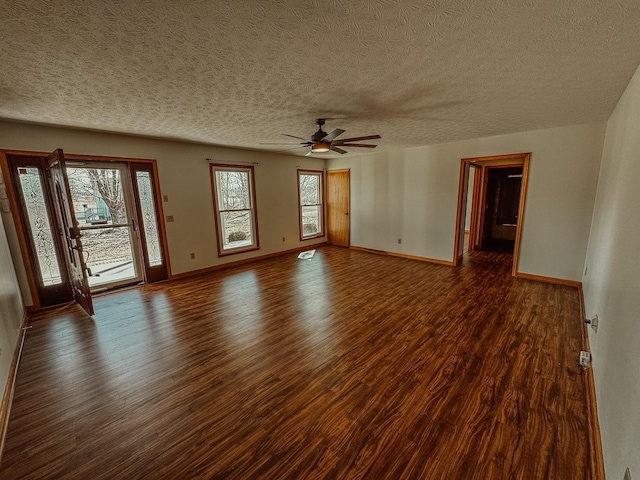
[453,153,531,276]
[67,162,143,290]
[481,166,523,253]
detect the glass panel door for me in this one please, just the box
[135,170,162,267]
[48,149,94,316]
[131,163,168,283]
[17,167,64,286]
[8,155,73,308]
[67,163,143,291]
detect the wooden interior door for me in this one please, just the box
[47,149,94,316]
[327,169,350,247]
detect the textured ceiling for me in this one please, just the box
[1,0,640,156]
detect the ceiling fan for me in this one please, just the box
[261,119,381,155]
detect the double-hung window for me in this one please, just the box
[211,164,259,255]
[298,170,324,239]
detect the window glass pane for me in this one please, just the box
[135,171,163,267]
[300,174,320,205]
[67,167,128,225]
[212,165,258,253]
[301,205,321,236]
[220,210,253,250]
[298,171,323,239]
[81,227,137,286]
[216,170,251,210]
[17,167,63,286]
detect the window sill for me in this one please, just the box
[300,234,325,241]
[218,245,260,257]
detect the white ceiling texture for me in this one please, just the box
[1,0,640,156]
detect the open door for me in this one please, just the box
[47,149,94,316]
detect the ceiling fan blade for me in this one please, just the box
[330,146,348,154]
[338,143,378,148]
[305,150,313,156]
[276,146,310,152]
[322,128,346,143]
[334,134,381,143]
[259,142,308,145]
[282,134,311,141]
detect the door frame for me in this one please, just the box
[326,169,350,247]
[453,152,531,276]
[467,163,482,251]
[0,149,171,310]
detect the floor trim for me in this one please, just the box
[515,271,582,288]
[577,286,606,479]
[0,310,28,465]
[170,243,328,280]
[350,245,455,266]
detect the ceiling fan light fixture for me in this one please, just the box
[312,143,330,153]
[267,119,380,155]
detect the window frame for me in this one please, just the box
[210,163,260,256]
[297,169,325,241]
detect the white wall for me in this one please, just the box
[328,122,605,281]
[583,64,640,480]
[0,176,24,407]
[0,121,326,305]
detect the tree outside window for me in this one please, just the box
[67,167,127,225]
[211,164,259,255]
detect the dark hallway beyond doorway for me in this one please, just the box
[482,166,523,253]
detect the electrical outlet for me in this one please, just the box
[398,238,402,244]
[579,351,591,368]
[163,194,169,202]
[166,215,174,222]
[624,467,631,480]
[282,237,285,242]
[190,253,195,259]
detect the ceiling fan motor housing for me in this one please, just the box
[312,118,327,142]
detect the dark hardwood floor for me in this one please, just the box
[1,246,596,479]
